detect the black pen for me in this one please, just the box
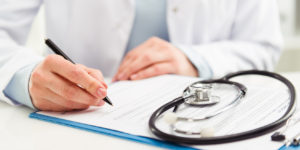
[45,38,113,106]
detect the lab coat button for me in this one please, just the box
[172,7,178,13]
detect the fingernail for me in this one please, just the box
[97,88,106,97]
[131,74,138,80]
[117,73,125,80]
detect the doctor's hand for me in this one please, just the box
[113,37,198,81]
[29,54,108,111]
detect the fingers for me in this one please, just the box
[76,64,108,88]
[113,37,176,81]
[35,98,71,112]
[112,49,140,81]
[30,55,108,111]
[130,63,175,80]
[117,51,168,81]
[43,55,107,99]
[112,40,150,81]
[43,88,92,110]
[35,98,88,112]
[45,72,104,106]
[30,86,75,111]
[117,39,152,73]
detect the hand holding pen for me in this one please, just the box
[28,38,112,111]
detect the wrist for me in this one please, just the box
[172,44,213,79]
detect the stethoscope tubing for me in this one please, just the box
[149,70,297,145]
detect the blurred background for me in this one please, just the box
[25,0,300,73]
[276,0,300,72]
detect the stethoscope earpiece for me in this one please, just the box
[163,112,178,124]
[200,127,215,137]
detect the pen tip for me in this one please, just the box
[104,97,113,106]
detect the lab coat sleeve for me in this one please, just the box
[175,45,213,79]
[180,0,283,78]
[3,63,39,109]
[0,0,44,105]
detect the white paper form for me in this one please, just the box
[38,75,198,136]
[37,75,295,150]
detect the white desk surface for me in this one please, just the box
[1,72,300,150]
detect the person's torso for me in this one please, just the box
[43,0,238,77]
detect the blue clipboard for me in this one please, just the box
[279,145,300,150]
[30,112,299,150]
[29,112,197,150]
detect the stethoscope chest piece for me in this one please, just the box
[183,82,220,106]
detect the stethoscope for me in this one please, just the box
[149,70,297,144]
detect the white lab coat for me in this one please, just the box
[0,0,282,105]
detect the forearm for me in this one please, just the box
[176,0,283,78]
[186,41,281,78]
[0,0,43,104]
[0,31,44,105]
